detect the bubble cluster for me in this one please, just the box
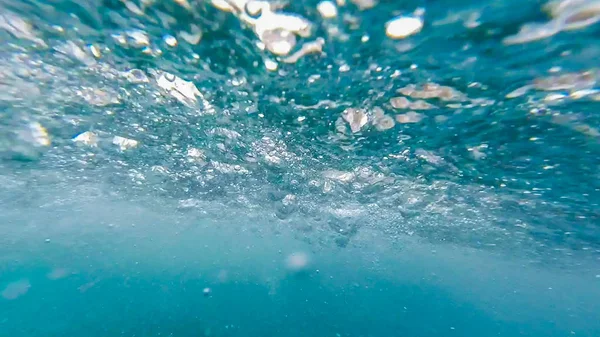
[0,0,598,264]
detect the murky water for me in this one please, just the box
[1,0,599,336]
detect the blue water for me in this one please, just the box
[1,0,600,336]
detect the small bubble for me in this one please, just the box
[342,107,368,133]
[203,287,212,297]
[262,29,296,56]
[180,25,202,45]
[164,72,176,82]
[112,136,139,151]
[164,35,178,47]
[264,59,278,71]
[89,44,101,58]
[317,1,338,19]
[351,0,377,10]
[127,29,150,47]
[45,238,51,243]
[374,114,396,131]
[390,96,410,109]
[386,16,423,39]
[72,131,98,147]
[124,69,149,83]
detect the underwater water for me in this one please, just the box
[1,0,600,336]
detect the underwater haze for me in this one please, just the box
[1,0,600,336]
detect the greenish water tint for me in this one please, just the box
[1,0,600,336]
[2,200,600,336]
[2,225,600,337]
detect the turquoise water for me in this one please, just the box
[1,0,600,336]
